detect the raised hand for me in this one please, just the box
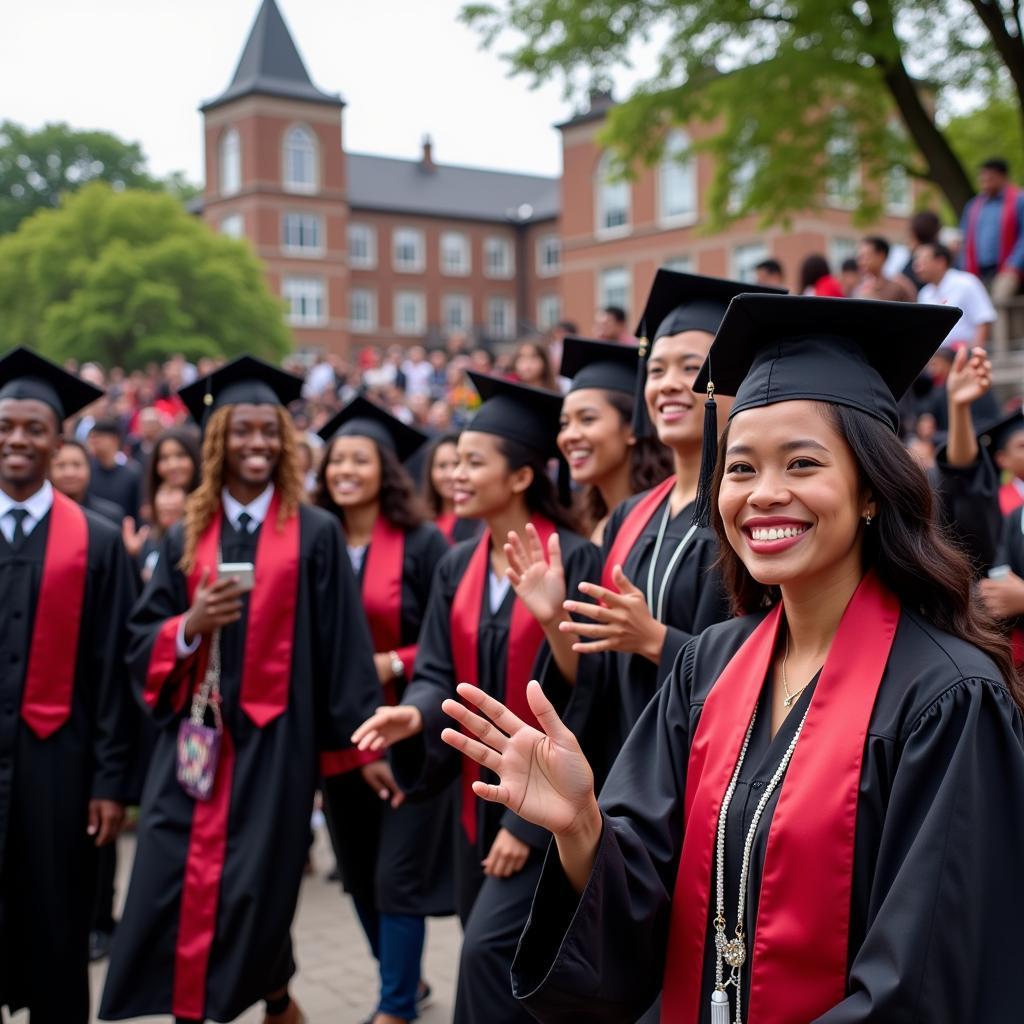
[121,516,151,559]
[505,524,567,627]
[352,704,424,752]
[441,681,597,838]
[946,345,992,408]
[979,571,1024,620]
[560,565,668,664]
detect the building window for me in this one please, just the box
[728,156,761,215]
[349,289,377,333]
[598,266,630,312]
[659,130,698,225]
[442,293,472,332]
[537,294,562,330]
[885,164,912,216]
[828,237,858,273]
[348,223,377,269]
[662,255,694,273]
[393,228,425,272]
[536,233,561,277]
[595,152,630,235]
[731,243,769,284]
[440,231,471,276]
[220,214,244,239]
[282,213,322,253]
[282,276,326,326]
[484,236,514,278]
[487,297,515,339]
[825,112,859,210]
[219,128,241,197]
[283,125,318,193]
[394,290,426,334]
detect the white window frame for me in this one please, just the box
[662,255,694,273]
[825,114,860,211]
[440,231,471,276]
[595,152,631,237]
[220,213,244,239]
[349,288,377,333]
[219,128,241,197]
[282,124,318,194]
[282,213,323,255]
[484,236,514,279]
[394,290,426,335]
[282,276,326,327]
[536,233,561,277]
[885,164,912,216]
[487,297,515,340]
[537,294,562,330]
[598,266,630,313]
[658,130,698,227]
[442,293,472,332]
[828,237,858,273]
[393,227,426,273]
[347,223,377,270]
[730,243,769,284]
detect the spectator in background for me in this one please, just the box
[469,348,494,375]
[427,349,449,400]
[902,210,942,293]
[303,354,338,401]
[593,305,632,343]
[512,339,558,391]
[364,347,398,392]
[403,346,434,400]
[548,320,579,391]
[922,346,1000,436]
[854,235,916,301]
[960,156,1024,300]
[915,242,997,348]
[51,439,123,524]
[87,419,141,521]
[128,406,168,465]
[754,258,786,289]
[839,258,861,297]
[141,426,201,520]
[799,253,845,296]
[138,483,188,583]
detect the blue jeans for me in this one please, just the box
[378,912,425,1019]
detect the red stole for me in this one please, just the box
[661,572,900,1024]
[999,482,1024,517]
[361,517,405,704]
[601,475,676,591]
[186,490,300,726]
[436,511,458,544]
[451,516,554,843]
[19,491,88,738]
[965,185,1021,275]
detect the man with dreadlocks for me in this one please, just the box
[100,357,382,1024]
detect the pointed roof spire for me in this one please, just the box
[201,0,343,112]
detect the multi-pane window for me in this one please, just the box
[282,213,322,252]
[282,276,326,326]
[348,223,377,269]
[219,128,241,196]
[442,294,472,332]
[825,113,859,210]
[394,290,426,334]
[440,231,471,276]
[595,152,630,234]
[283,125,317,193]
[487,297,515,339]
[885,165,912,215]
[731,243,769,284]
[393,228,425,272]
[537,294,562,330]
[599,266,630,312]
[484,236,514,278]
[349,289,377,333]
[220,214,244,239]
[828,237,858,272]
[659,130,698,224]
[536,234,561,277]
[662,255,694,273]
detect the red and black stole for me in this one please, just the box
[436,511,458,544]
[966,184,1021,275]
[451,516,554,843]
[660,571,899,1024]
[601,475,676,591]
[19,490,89,738]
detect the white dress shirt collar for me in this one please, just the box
[0,480,54,540]
[221,483,274,533]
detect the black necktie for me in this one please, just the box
[7,508,29,550]
[236,511,253,534]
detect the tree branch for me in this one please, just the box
[967,0,1024,108]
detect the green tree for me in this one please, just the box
[462,0,1024,223]
[0,121,199,234]
[946,95,1024,186]
[0,183,291,369]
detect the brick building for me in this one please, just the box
[198,0,915,356]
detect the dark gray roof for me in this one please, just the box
[201,0,342,113]
[346,153,558,223]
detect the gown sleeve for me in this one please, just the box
[511,643,695,1022]
[393,525,450,677]
[930,448,1001,573]
[815,677,1024,1022]
[88,526,141,802]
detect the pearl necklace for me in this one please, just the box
[711,703,810,1024]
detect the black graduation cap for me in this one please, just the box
[465,372,563,458]
[559,336,639,395]
[978,409,1024,454]
[0,347,103,421]
[177,355,304,427]
[317,395,429,464]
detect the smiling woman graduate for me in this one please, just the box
[440,295,1024,1023]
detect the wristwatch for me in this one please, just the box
[388,650,404,679]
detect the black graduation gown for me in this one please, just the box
[930,449,1002,573]
[512,609,1024,1023]
[324,520,455,918]
[100,505,381,1023]
[392,528,600,1024]
[556,489,729,790]
[0,508,136,1024]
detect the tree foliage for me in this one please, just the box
[0,183,290,369]
[462,0,1024,223]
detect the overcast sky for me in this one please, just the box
[2,0,593,183]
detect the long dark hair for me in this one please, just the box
[799,253,832,292]
[578,390,673,529]
[513,339,557,391]
[496,436,577,532]
[712,403,1021,705]
[145,426,201,507]
[422,432,459,517]
[315,434,426,532]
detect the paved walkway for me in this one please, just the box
[12,826,461,1024]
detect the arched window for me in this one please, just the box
[595,152,630,235]
[659,130,698,224]
[219,128,241,197]
[283,125,318,193]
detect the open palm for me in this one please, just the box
[505,525,567,627]
[441,681,596,838]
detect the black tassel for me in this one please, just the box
[631,332,654,439]
[690,383,719,529]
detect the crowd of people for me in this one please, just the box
[5,155,1024,1024]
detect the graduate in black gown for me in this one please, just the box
[100,357,382,1024]
[353,374,600,1024]
[0,348,136,1024]
[315,396,452,1024]
[441,296,1024,1023]
[539,272,779,790]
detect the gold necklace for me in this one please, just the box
[781,632,813,709]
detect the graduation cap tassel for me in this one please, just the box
[691,381,719,530]
[631,333,654,440]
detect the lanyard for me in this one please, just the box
[645,500,699,623]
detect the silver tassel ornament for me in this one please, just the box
[711,988,730,1024]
